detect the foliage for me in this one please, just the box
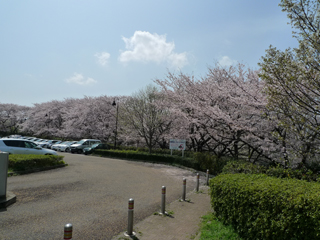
[156,64,280,163]
[94,149,200,170]
[222,160,268,174]
[194,152,232,175]
[259,0,320,166]
[210,173,320,240]
[8,154,65,171]
[117,145,194,158]
[120,85,173,153]
[222,160,320,182]
[199,213,242,240]
[0,103,30,135]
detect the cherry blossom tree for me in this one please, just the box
[21,100,66,138]
[156,64,281,163]
[120,85,173,153]
[259,0,320,166]
[0,103,30,136]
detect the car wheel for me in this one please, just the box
[65,147,70,152]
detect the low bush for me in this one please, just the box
[194,152,233,175]
[210,173,320,240]
[9,154,65,172]
[222,160,268,174]
[113,146,194,158]
[94,149,200,170]
[222,160,319,182]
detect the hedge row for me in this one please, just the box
[94,149,201,170]
[114,146,195,158]
[222,160,319,182]
[210,173,320,240]
[9,154,65,171]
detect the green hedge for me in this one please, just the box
[9,154,65,171]
[222,160,319,182]
[94,149,200,170]
[210,173,320,240]
[114,146,194,158]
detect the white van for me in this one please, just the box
[70,139,101,153]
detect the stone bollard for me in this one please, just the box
[64,223,73,240]
[206,169,210,186]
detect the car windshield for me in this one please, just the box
[76,140,85,144]
[25,141,39,148]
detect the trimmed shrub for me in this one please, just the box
[94,149,200,170]
[222,161,319,182]
[210,173,320,240]
[9,154,65,171]
[114,146,194,158]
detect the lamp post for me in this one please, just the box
[112,99,119,149]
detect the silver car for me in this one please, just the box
[0,138,58,155]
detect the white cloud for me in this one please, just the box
[119,31,188,69]
[65,73,97,85]
[218,56,237,67]
[95,52,110,66]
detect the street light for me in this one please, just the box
[112,99,119,149]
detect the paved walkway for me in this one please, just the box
[111,186,212,240]
[2,153,212,240]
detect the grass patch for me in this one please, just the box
[199,213,242,240]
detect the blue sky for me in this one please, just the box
[1,0,298,107]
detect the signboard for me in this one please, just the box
[169,139,186,151]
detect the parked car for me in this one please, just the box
[57,141,77,152]
[83,143,110,155]
[45,140,60,149]
[0,138,58,155]
[51,141,69,151]
[70,139,101,153]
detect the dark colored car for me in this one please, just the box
[83,143,110,155]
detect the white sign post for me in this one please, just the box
[0,152,16,209]
[169,139,186,157]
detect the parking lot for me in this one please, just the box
[1,153,197,239]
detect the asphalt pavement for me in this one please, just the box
[1,153,208,239]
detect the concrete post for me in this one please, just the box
[196,173,200,192]
[161,186,166,215]
[182,178,186,201]
[206,169,209,186]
